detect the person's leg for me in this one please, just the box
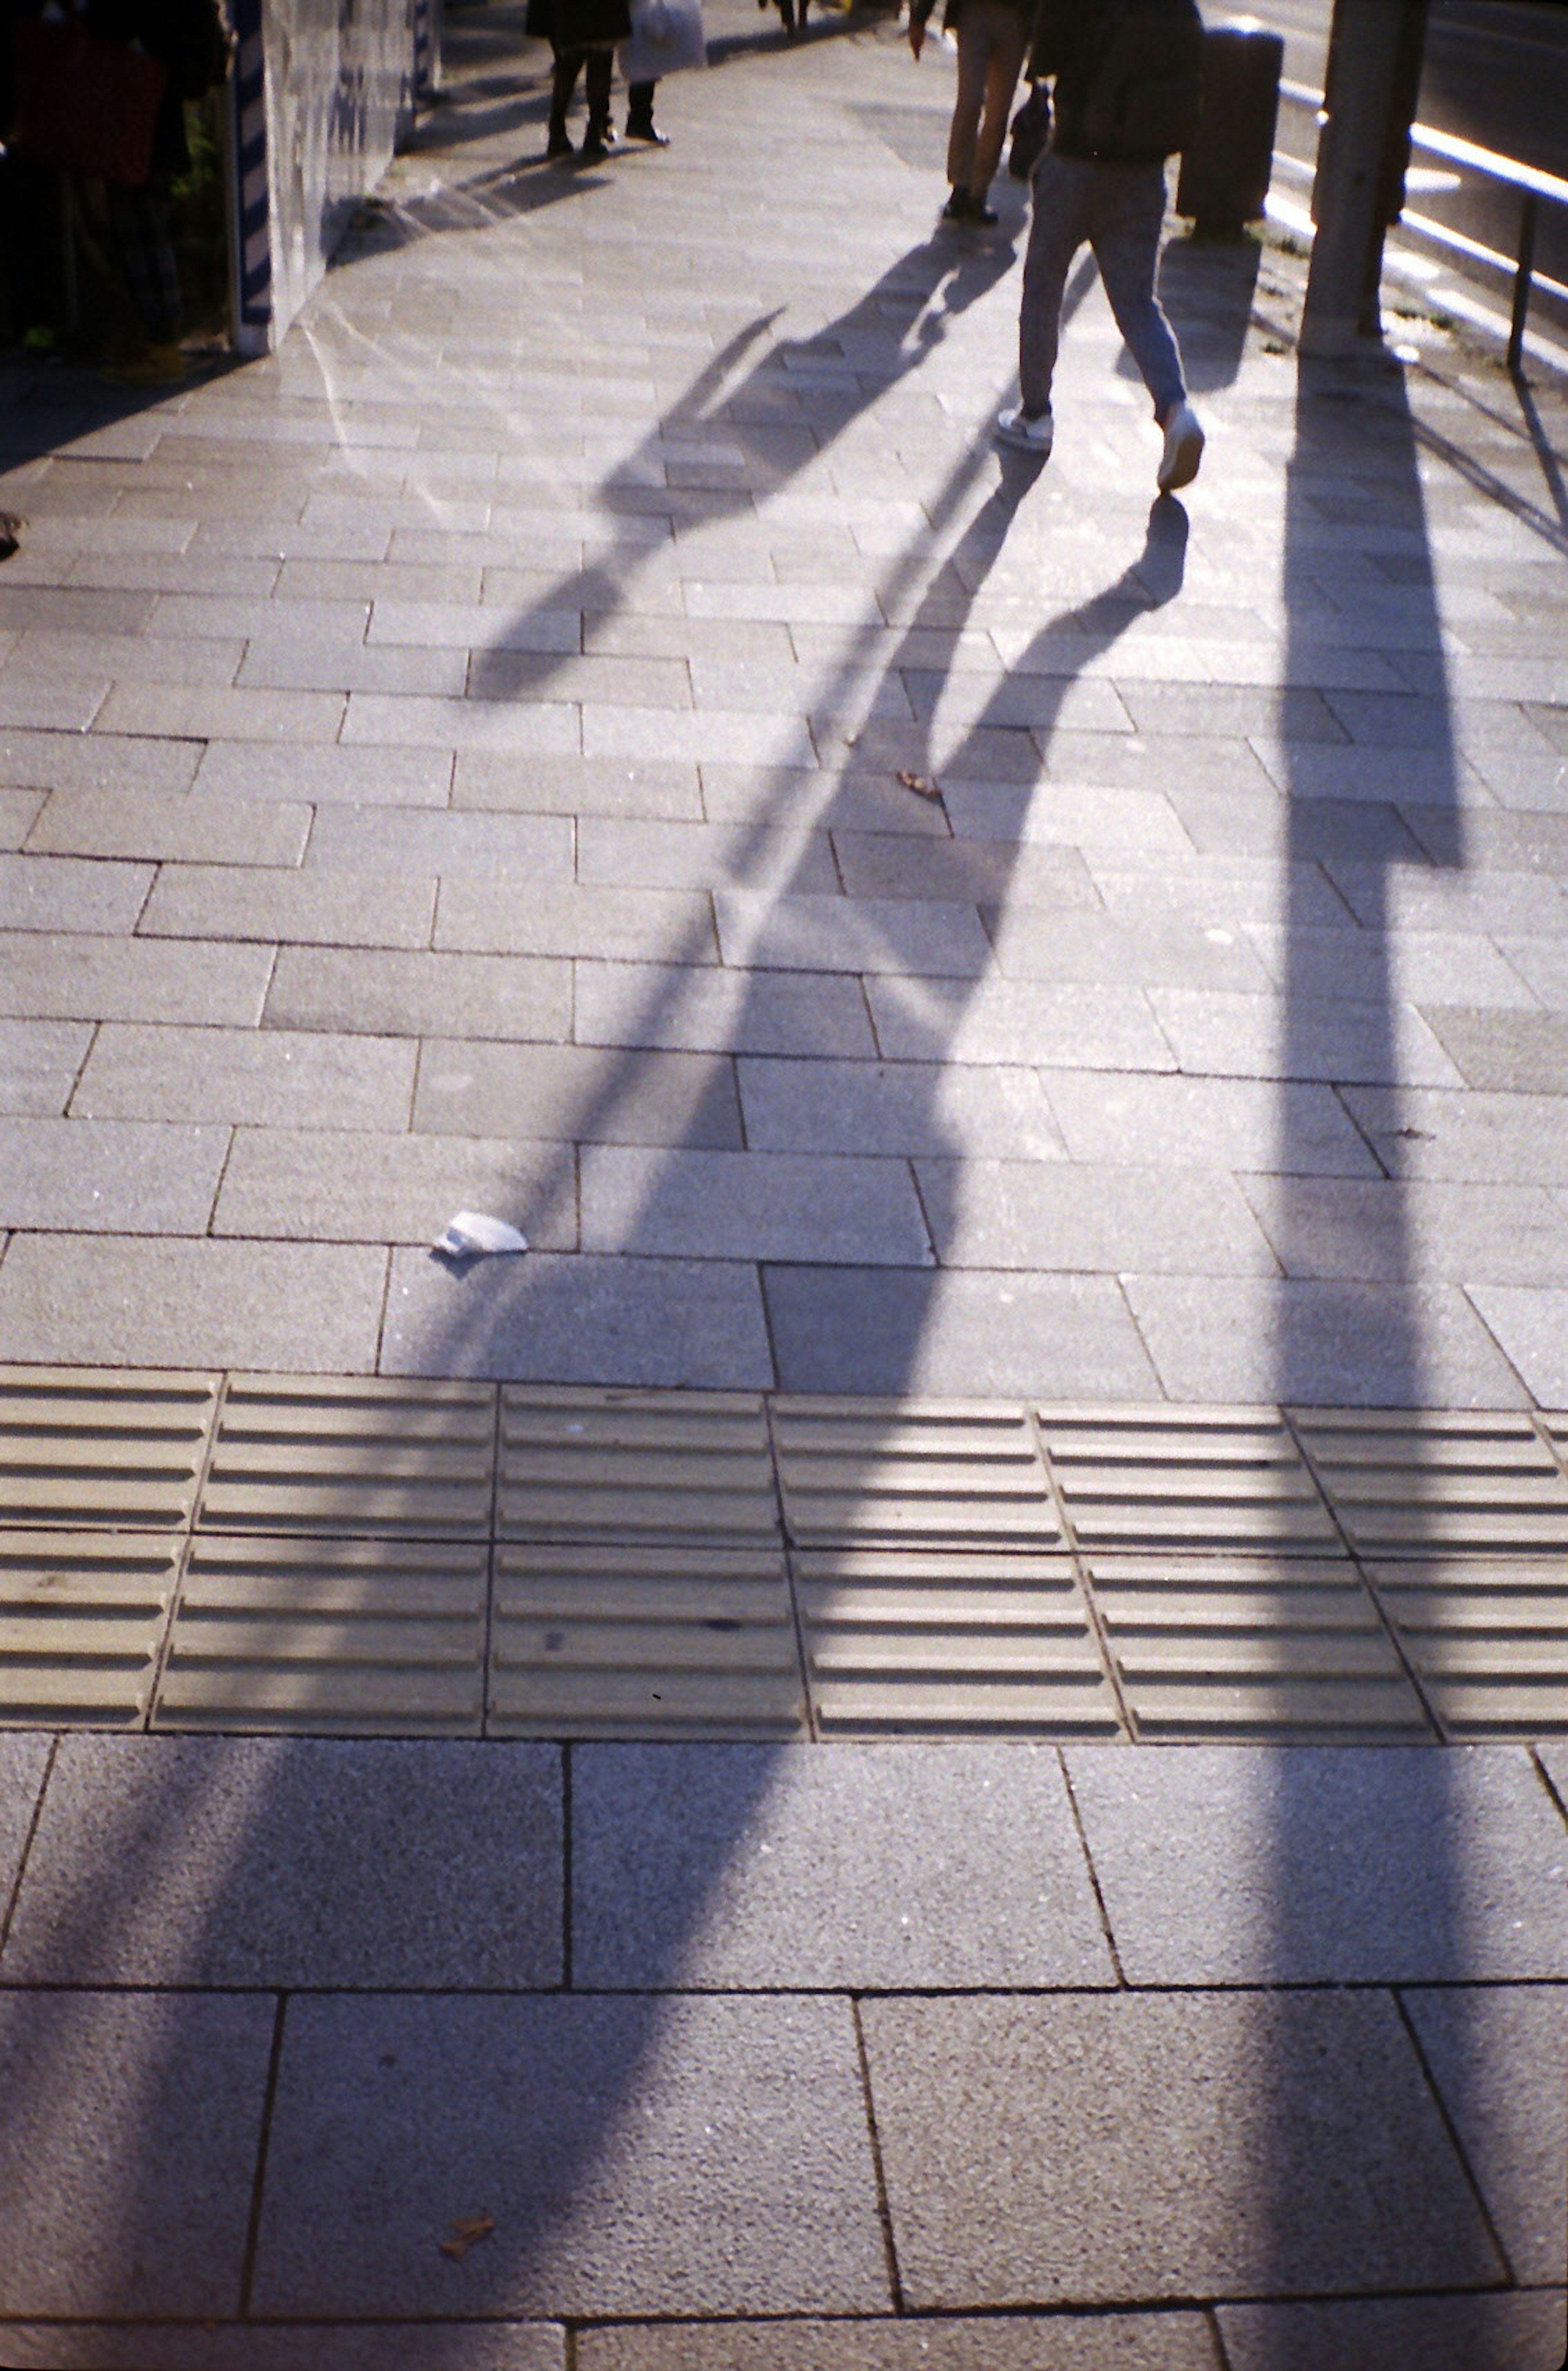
[548,47,582,151]
[582,48,614,150]
[1015,153,1088,420]
[1086,162,1186,420]
[944,7,990,209]
[625,78,667,141]
[968,2,1029,203]
[104,184,184,378]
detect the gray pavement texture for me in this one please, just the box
[1,0,1568,2356]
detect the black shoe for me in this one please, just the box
[625,116,669,144]
[579,121,614,160]
[941,187,969,221]
[546,118,572,159]
[969,200,998,225]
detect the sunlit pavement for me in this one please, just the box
[0,1,1565,2358]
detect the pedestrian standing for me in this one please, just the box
[908,0,1034,227]
[996,0,1206,492]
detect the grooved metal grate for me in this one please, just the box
[490,1543,803,1737]
[0,1530,179,1724]
[499,1389,779,1545]
[198,1376,497,1540]
[0,1367,218,1530]
[774,1400,1060,1549]
[1365,1558,1568,1739]
[156,1534,488,1733]
[1038,1408,1338,1553]
[1293,1410,1568,1556]
[794,1548,1120,1736]
[1082,1554,1432,1739]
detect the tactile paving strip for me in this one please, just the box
[773,1400,1060,1549]
[1082,1554,1433,1739]
[1364,1558,1568,1739]
[794,1548,1121,1735]
[0,1367,218,1530]
[0,1530,179,1725]
[155,1534,488,1733]
[490,1543,803,1737]
[198,1376,497,1539]
[499,1389,779,1545]
[1037,1408,1338,1554]
[1292,1410,1568,1556]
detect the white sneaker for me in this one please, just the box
[1158,400,1204,492]
[995,404,1054,456]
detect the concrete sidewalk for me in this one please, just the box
[0,0,1566,2358]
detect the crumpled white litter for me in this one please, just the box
[434,1210,529,1257]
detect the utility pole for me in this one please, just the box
[1300,0,1430,356]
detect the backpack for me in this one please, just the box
[1079,0,1204,160]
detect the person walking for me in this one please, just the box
[908,0,1034,226]
[996,0,1206,493]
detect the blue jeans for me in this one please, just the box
[1018,152,1187,420]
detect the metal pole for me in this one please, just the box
[1508,189,1539,375]
[1301,0,1429,358]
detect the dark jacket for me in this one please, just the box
[911,0,1033,37]
[526,0,632,48]
[1028,0,1200,163]
[84,0,229,176]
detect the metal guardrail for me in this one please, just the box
[1279,74,1568,370]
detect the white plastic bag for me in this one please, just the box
[434,1210,528,1257]
[618,0,706,84]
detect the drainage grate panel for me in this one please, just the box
[155,1533,488,1733]
[1294,1410,1568,1556]
[490,1543,804,1737]
[1037,1407,1337,1554]
[774,1400,1060,1549]
[0,1367,218,1530]
[498,1389,778,1545]
[1083,1553,1433,1738]
[198,1376,497,1539]
[1365,1557,1568,1738]
[0,1529,179,1724]
[794,1547,1120,1734]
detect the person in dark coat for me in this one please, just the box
[529,0,664,160]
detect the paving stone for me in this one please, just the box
[984,908,1273,991]
[305,805,577,881]
[0,1237,387,1370]
[0,1018,91,1116]
[0,931,273,1026]
[0,1118,229,1231]
[3,1736,561,1987]
[739,1055,1062,1160]
[1467,1287,1568,1408]
[1147,987,1464,1088]
[23,790,310,868]
[437,880,716,964]
[714,891,992,979]
[576,2321,1217,2371]
[453,752,702,819]
[194,741,454,805]
[0,2327,565,2371]
[1241,1175,1568,1287]
[573,1741,1114,1988]
[916,1160,1278,1276]
[250,1994,888,2317]
[1216,2292,1567,2371]
[383,1247,772,1387]
[870,977,1175,1071]
[580,1146,931,1264]
[1419,1008,1568,1096]
[575,960,876,1058]
[0,1989,273,2315]
[139,864,437,949]
[1045,1071,1380,1175]
[0,854,151,935]
[0,1732,49,1897]
[764,1267,1160,1398]
[414,1039,742,1149]
[72,1024,415,1129]
[1402,1984,1568,2287]
[861,1989,1504,2309]
[265,944,570,1042]
[1064,1743,1568,1981]
[214,1126,575,1247]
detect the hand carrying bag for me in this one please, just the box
[9,15,170,187]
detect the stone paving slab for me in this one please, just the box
[0,1988,274,2316]
[0,1237,388,1370]
[860,1989,1506,2309]
[572,1741,1114,1989]
[1062,1744,1568,1981]
[574,2315,1219,2369]
[1215,2292,1567,2371]
[0,1735,563,1987]
[1403,1983,1568,2286]
[0,2330,566,2371]
[250,1994,889,2318]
